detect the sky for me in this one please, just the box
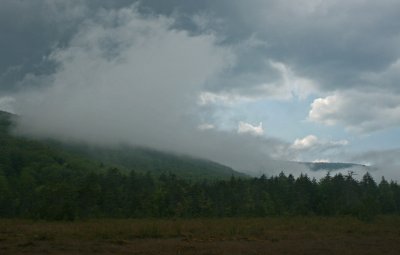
[1,0,400,180]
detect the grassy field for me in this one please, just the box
[1,216,400,254]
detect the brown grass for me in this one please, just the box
[1,216,400,254]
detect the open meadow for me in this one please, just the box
[1,216,400,254]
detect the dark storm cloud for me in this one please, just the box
[3,0,400,94]
[214,0,400,92]
[135,0,400,93]
[0,0,139,92]
[0,0,83,91]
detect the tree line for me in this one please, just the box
[1,164,399,221]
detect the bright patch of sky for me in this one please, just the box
[213,96,347,141]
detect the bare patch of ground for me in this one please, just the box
[1,217,400,254]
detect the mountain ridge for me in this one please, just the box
[301,161,368,172]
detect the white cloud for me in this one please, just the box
[308,95,339,126]
[0,96,16,113]
[198,91,249,106]
[264,60,317,100]
[198,60,318,106]
[312,159,331,163]
[289,134,349,165]
[309,90,400,133]
[291,135,318,150]
[330,139,349,146]
[198,123,215,130]
[237,121,264,136]
[291,134,348,151]
[13,6,234,147]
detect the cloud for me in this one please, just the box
[308,95,339,126]
[262,61,317,100]
[3,0,400,179]
[290,135,349,163]
[309,90,400,133]
[9,4,295,175]
[291,134,348,151]
[229,0,400,92]
[361,58,400,93]
[350,148,400,181]
[3,0,400,97]
[237,121,264,136]
[0,0,90,91]
[312,159,330,163]
[198,123,215,130]
[0,96,16,113]
[198,91,247,106]
[291,135,318,150]
[198,60,318,108]
[13,6,232,144]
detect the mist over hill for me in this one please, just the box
[0,110,246,180]
[0,110,375,181]
[244,159,371,180]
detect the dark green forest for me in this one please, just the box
[2,164,400,221]
[1,110,400,221]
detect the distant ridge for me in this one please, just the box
[302,162,368,172]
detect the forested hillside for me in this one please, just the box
[1,110,400,221]
[58,143,245,180]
